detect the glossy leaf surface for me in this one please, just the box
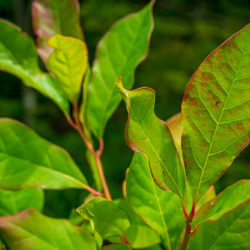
[32,0,83,64]
[77,197,130,241]
[0,119,87,190]
[0,20,69,115]
[48,34,88,102]
[182,24,250,200]
[126,153,185,249]
[117,80,185,198]
[0,209,96,250]
[126,225,160,249]
[0,188,43,216]
[187,201,250,250]
[84,1,154,138]
[115,199,160,248]
[192,180,250,227]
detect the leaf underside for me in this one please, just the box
[182,24,250,201]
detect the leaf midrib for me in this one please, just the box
[150,171,172,250]
[0,152,85,188]
[5,221,58,250]
[208,205,247,249]
[194,54,242,200]
[131,108,182,197]
[94,9,151,137]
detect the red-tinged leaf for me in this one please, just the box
[192,180,250,228]
[0,209,96,250]
[187,201,250,250]
[32,0,83,64]
[117,78,186,198]
[181,24,250,201]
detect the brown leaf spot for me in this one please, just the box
[215,101,221,107]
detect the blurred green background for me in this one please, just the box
[0,0,249,218]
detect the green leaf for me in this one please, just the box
[126,153,185,250]
[0,209,96,250]
[192,180,250,228]
[48,34,88,102]
[117,79,185,198]
[32,0,83,64]
[0,19,69,115]
[0,188,44,216]
[181,24,250,201]
[114,199,160,249]
[77,197,130,241]
[187,201,250,250]
[126,225,160,249]
[196,185,216,211]
[0,118,88,190]
[84,1,154,139]
[101,244,131,250]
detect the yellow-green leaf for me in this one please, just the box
[32,0,83,64]
[48,34,88,102]
[0,118,88,190]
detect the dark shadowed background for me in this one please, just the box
[0,0,249,218]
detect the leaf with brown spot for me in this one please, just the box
[182,24,250,201]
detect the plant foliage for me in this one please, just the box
[0,0,249,249]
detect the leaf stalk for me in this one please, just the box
[67,103,112,201]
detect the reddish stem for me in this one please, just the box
[84,185,103,197]
[181,199,189,219]
[69,103,112,201]
[180,201,197,250]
